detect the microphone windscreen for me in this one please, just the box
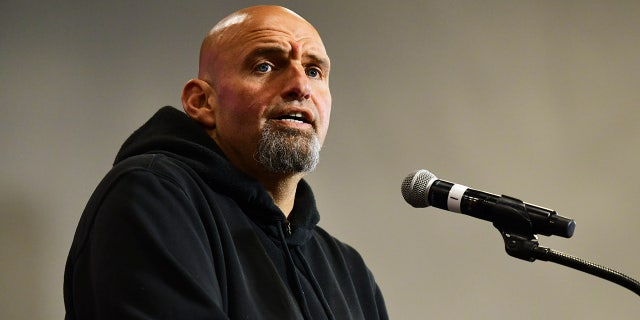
[401,169,437,208]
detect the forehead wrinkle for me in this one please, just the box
[243,44,329,67]
[240,27,320,45]
[244,28,328,54]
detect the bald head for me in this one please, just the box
[197,5,327,82]
[209,6,305,35]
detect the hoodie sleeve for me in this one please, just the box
[65,160,229,320]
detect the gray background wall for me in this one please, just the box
[1,0,639,318]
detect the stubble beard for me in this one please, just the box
[255,122,321,174]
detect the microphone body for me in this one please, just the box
[402,169,575,238]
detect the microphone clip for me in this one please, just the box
[491,195,541,262]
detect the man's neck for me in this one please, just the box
[259,173,303,218]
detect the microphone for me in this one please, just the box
[401,169,575,238]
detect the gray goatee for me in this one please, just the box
[255,123,321,174]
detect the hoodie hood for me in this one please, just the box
[114,106,320,245]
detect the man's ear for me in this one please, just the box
[181,79,217,128]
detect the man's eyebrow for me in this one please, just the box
[304,52,331,71]
[246,45,288,59]
[246,45,330,70]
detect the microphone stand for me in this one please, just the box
[492,196,640,297]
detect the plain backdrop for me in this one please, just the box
[1,0,639,319]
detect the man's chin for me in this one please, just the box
[256,124,321,174]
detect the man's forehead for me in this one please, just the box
[214,11,326,54]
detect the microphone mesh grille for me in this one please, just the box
[401,169,437,208]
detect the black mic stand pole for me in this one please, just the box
[491,195,640,297]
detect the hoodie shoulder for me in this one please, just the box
[114,106,220,165]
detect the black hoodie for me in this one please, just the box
[64,106,388,319]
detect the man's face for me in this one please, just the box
[204,8,331,177]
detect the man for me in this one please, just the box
[64,5,388,320]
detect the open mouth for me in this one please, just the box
[275,112,309,124]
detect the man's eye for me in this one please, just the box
[256,63,272,73]
[306,67,321,78]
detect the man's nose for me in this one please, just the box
[281,65,311,101]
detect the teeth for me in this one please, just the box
[280,112,305,123]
